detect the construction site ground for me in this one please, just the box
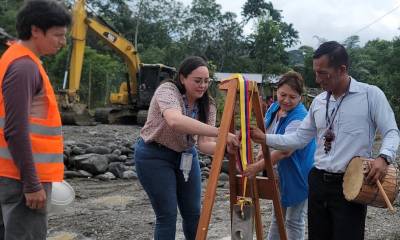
[47,125,400,240]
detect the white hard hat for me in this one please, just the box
[49,180,75,214]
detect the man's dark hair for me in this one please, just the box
[313,41,349,69]
[16,0,71,40]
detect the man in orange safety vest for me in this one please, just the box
[0,1,71,239]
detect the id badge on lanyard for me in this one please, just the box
[180,152,192,182]
[181,95,197,182]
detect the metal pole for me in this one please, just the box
[88,63,92,110]
[134,0,144,49]
[104,72,109,105]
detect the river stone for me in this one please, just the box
[199,160,206,168]
[203,157,212,166]
[108,162,125,178]
[105,154,122,163]
[64,170,83,178]
[120,147,133,155]
[119,155,128,162]
[64,140,77,146]
[122,170,138,179]
[95,172,116,181]
[107,143,119,151]
[76,142,91,149]
[77,155,108,175]
[63,147,72,158]
[72,146,86,155]
[86,146,112,155]
[78,170,93,178]
[71,153,98,162]
[218,172,229,181]
[202,171,210,178]
[112,149,122,156]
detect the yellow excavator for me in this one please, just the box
[59,0,175,125]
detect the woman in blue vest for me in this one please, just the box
[244,71,316,240]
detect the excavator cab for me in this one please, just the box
[95,64,175,125]
[136,64,175,108]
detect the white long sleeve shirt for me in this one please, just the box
[266,78,399,173]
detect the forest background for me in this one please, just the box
[0,0,399,122]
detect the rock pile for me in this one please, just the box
[63,139,137,180]
[63,139,231,182]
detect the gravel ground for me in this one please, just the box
[47,124,400,240]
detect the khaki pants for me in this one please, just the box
[0,177,51,240]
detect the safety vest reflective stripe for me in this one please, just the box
[0,159,63,182]
[0,147,63,163]
[0,118,62,136]
[0,43,64,182]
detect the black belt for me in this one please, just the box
[146,140,183,155]
[148,141,169,149]
[312,167,344,183]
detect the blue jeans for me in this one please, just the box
[267,199,308,240]
[134,138,201,240]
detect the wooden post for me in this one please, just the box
[252,89,287,240]
[196,77,288,240]
[196,79,238,239]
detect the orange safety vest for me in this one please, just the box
[0,43,64,182]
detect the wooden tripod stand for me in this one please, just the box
[195,77,288,240]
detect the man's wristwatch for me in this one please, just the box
[378,153,392,165]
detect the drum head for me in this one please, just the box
[343,157,366,201]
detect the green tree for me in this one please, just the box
[242,0,281,23]
[343,36,375,83]
[291,45,317,88]
[44,45,125,108]
[242,0,299,74]
[0,0,23,37]
[246,17,298,74]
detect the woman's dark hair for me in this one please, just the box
[313,41,349,69]
[172,56,213,123]
[16,0,71,40]
[277,71,304,96]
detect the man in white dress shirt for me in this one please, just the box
[251,41,399,240]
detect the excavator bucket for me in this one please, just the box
[57,90,97,126]
[94,107,144,125]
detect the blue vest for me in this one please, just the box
[265,102,316,207]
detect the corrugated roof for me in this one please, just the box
[214,72,263,83]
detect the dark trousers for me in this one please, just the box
[308,167,367,240]
[134,138,201,240]
[0,177,51,240]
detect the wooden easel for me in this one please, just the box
[195,77,288,240]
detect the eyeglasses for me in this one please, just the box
[192,78,210,87]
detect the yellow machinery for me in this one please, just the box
[59,0,175,125]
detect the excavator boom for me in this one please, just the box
[61,0,174,125]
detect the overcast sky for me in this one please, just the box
[180,0,400,48]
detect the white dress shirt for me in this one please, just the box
[266,78,400,173]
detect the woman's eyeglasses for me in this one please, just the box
[192,78,210,87]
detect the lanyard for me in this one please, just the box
[182,95,198,152]
[325,79,351,130]
[183,95,198,119]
